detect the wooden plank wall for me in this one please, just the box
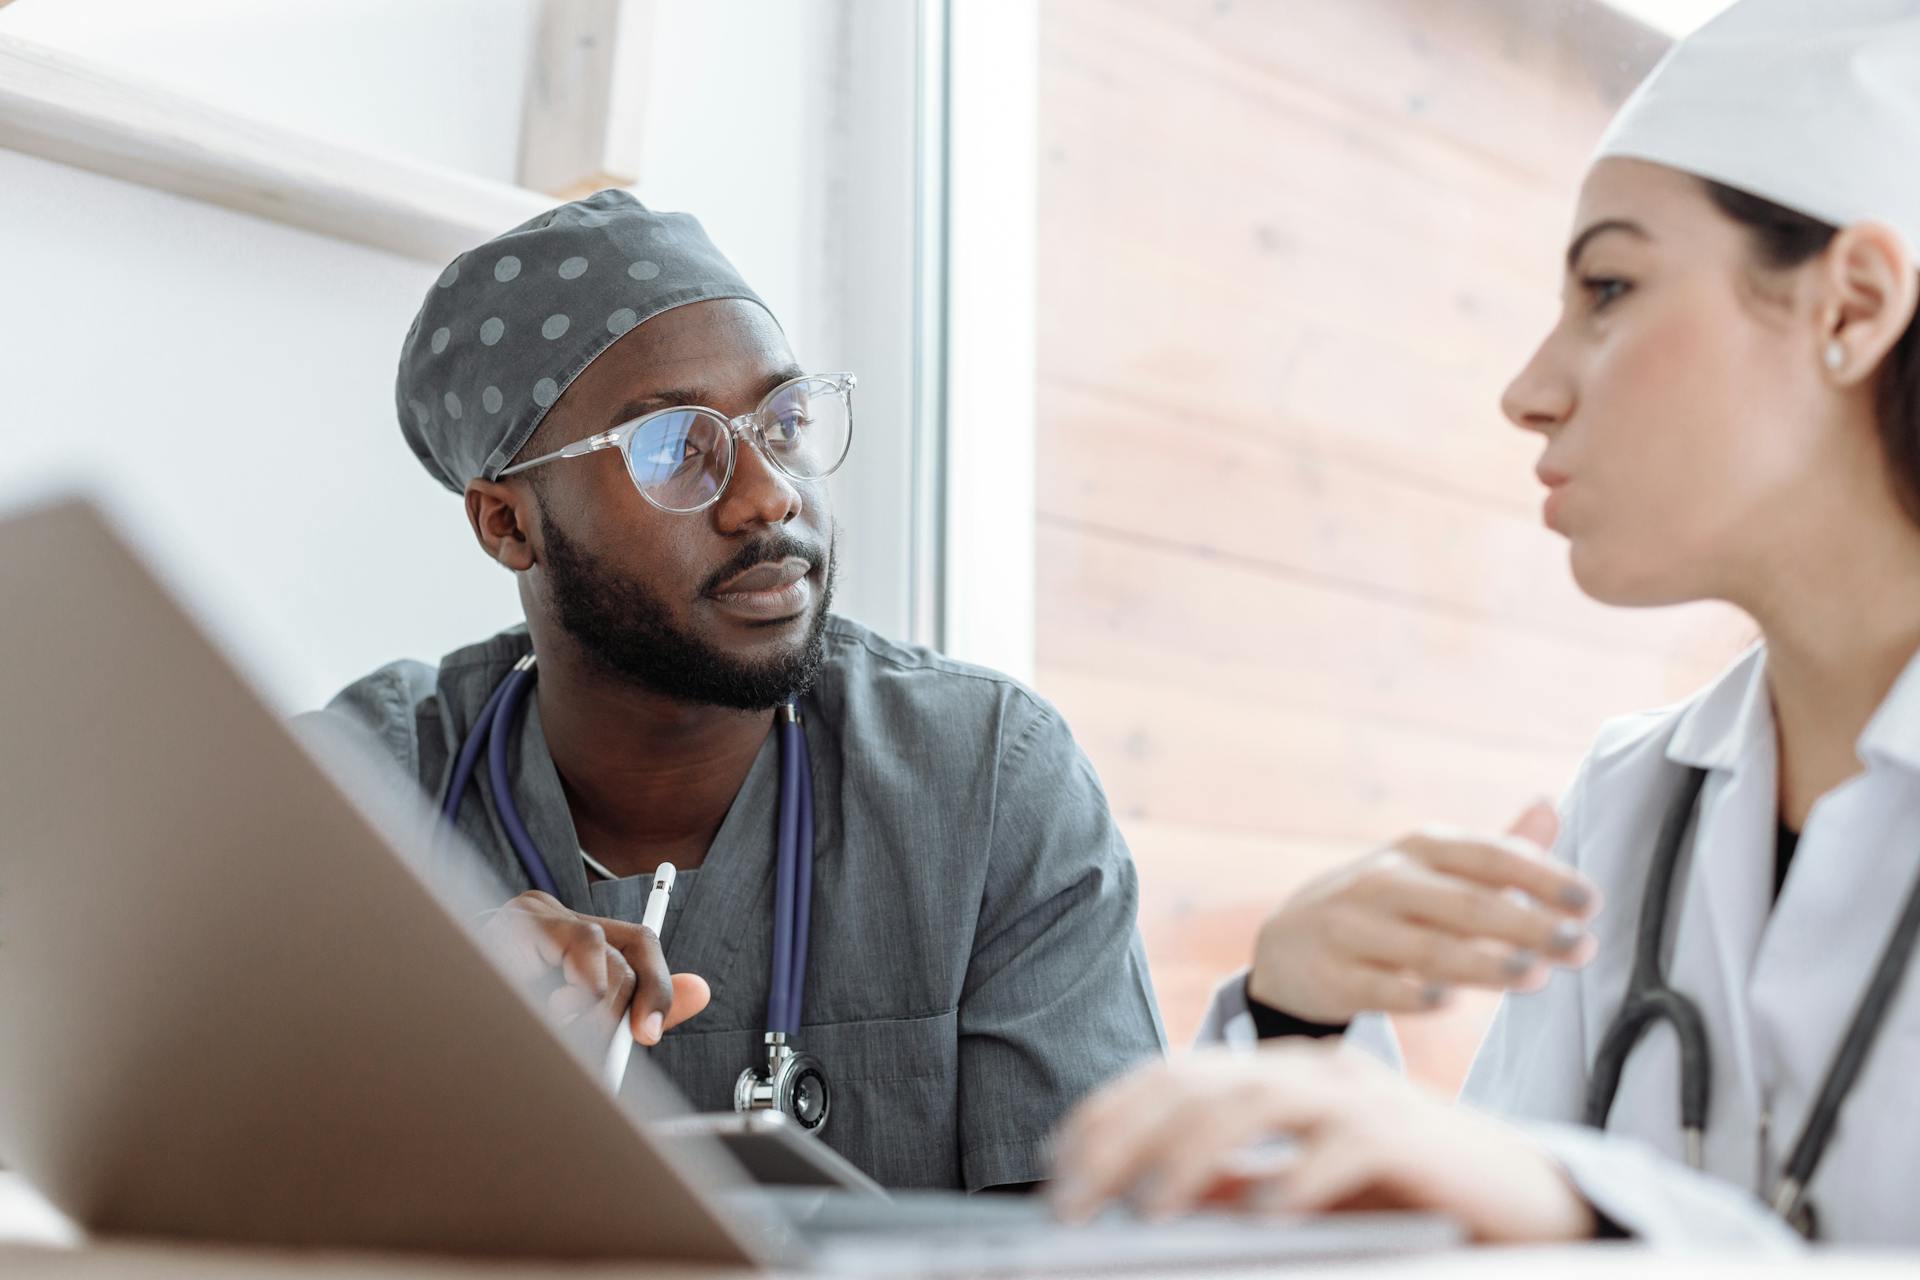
[1033,0,1755,1086]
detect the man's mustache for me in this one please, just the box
[700,534,827,597]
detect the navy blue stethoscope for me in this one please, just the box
[1583,765,1920,1237]
[440,652,832,1132]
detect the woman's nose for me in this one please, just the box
[1501,336,1575,436]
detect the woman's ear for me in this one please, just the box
[1821,221,1920,385]
[464,478,538,572]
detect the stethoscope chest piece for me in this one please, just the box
[1771,1176,1820,1240]
[734,1031,832,1133]
[447,664,834,1138]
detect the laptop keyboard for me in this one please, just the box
[727,1188,1462,1275]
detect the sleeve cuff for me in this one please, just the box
[962,1137,1054,1193]
[1520,1121,1805,1252]
[1243,975,1349,1041]
[1591,1208,1634,1239]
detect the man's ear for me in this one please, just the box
[1820,221,1920,385]
[465,477,538,572]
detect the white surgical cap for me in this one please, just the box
[1597,0,1920,253]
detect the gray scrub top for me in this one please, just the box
[307,615,1166,1190]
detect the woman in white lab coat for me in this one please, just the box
[1052,0,1920,1249]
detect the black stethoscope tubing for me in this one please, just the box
[1583,764,1920,1233]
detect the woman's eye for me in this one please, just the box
[1582,276,1632,311]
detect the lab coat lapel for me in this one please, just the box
[1745,647,1920,1221]
[1572,744,1696,1144]
[1680,737,1775,1171]
[1613,646,1774,1174]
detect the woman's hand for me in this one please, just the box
[1248,802,1601,1024]
[1051,1044,1597,1244]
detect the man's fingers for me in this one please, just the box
[557,921,612,997]
[487,900,708,1046]
[505,895,616,998]
[599,944,637,1015]
[483,894,567,982]
[486,915,557,983]
[599,922,676,1045]
[547,983,600,1024]
[497,890,564,921]
[606,973,712,1048]
[664,973,712,1031]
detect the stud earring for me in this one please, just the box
[1825,339,1847,373]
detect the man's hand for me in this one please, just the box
[1247,801,1600,1024]
[1051,1044,1596,1244]
[480,890,711,1045]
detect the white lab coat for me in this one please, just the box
[1200,643,1920,1249]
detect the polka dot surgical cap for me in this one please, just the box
[395,189,770,493]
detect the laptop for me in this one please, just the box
[0,496,1461,1271]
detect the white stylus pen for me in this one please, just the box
[604,862,676,1092]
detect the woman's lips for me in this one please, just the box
[1536,464,1571,531]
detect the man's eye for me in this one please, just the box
[643,439,703,470]
[771,412,811,441]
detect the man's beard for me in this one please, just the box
[540,510,835,710]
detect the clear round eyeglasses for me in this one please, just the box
[500,372,856,513]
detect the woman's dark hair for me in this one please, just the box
[1703,179,1920,524]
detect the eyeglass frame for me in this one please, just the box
[497,371,857,514]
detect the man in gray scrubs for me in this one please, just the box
[314,191,1164,1190]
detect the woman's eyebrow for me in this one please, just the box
[1565,218,1652,272]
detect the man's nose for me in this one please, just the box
[712,425,804,532]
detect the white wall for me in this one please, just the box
[0,0,934,709]
[0,0,540,180]
[0,0,543,711]
[0,149,522,711]
[634,0,927,646]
